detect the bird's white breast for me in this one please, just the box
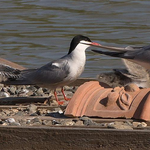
[65,47,86,81]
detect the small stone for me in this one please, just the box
[139,122,147,128]
[9,86,17,95]
[9,122,21,126]
[26,120,31,124]
[80,117,97,126]
[108,122,133,130]
[30,117,42,124]
[26,91,34,96]
[2,122,8,126]
[74,120,84,126]
[0,92,10,97]
[31,122,41,126]
[60,120,74,126]
[132,122,141,128]
[2,87,8,92]
[134,122,147,128]
[27,104,37,114]
[42,120,52,126]
[15,111,25,116]
[18,119,27,125]
[52,120,60,125]
[37,88,44,96]
[3,109,10,115]
[12,109,19,114]
[6,118,15,123]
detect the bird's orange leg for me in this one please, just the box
[61,87,71,101]
[54,90,64,105]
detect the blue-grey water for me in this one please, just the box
[0,0,150,77]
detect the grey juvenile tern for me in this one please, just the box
[92,44,150,69]
[0,35,100,105]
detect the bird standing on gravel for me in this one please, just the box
[0,35,100,105]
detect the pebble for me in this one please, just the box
[107,122,133,130]
[30,117,42,124]
[42,120,52,126]
[8,86,17,95]
[27,104,37,114]
[80,116,97,126]
[133,122,147,128]
[6,118,16,123]
[60,120,75,126]
[0,92,10,97]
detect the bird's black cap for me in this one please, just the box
[68,35,91,54]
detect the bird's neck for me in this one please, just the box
[68,48,86,64]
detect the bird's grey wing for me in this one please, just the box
[23,59,70,85]
[0,64,21,82]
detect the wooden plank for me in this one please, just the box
[0,126,150,150]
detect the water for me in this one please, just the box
[0,0,150,77]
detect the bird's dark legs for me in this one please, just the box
[61,87,71,101]
[54,90,64,105]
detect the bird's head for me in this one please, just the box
[68,35,100,54]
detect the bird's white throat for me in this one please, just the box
[66,42,89,80]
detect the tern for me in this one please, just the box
[0,35,100,105]
[92,44,150,70]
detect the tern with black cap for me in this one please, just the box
[0,35,100,105]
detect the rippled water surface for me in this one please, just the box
[1,0,150,77]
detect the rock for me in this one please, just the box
[0,92,10,97]
[30,117,42,125]
[80,117,97,126]
[42,120,52,126]
[52,120,61,125]
[140,122,147,128]
[26,91,34,96]
[2,122,8,126]
[37,88,44,96]
[15,111,25,116]
[3,109,11,116]
[43,88,51,94]
[74,120,84,126]
[133,122,147,128]
[31,122,42,126]
[2,87,8,92]
[18,89,29,97]
[37,109,48,115]
[6,118,16,123]
[107,122,133,130]
[9,122,21,126]
[132,122,141,128]
[27,104,37,114]
[54,108,63,114]
[8,86,17,95]
[60,120,75,126]
[18,119,27,126]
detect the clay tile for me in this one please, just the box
[65,81,150,121]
